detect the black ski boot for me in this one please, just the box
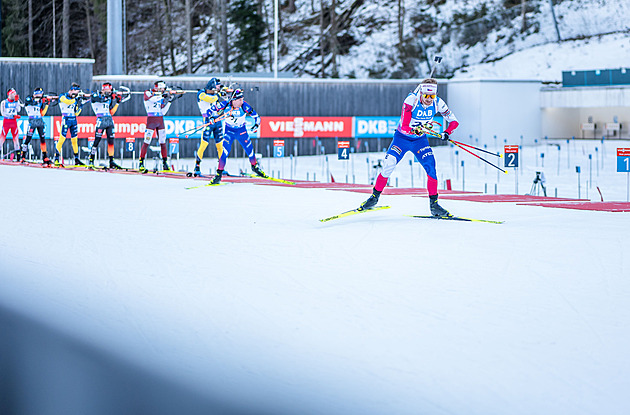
[162,159,171,172]
[429,194,451,217]
[193,162,201,177]
[54,154,62,166]
[42,154,52,167]
[88,154,96,167]
[359,189,381,210]
[211,169,223,184]
[138,158,148,173]
[251,162,266,178]
[74,156,85,166]
[109,157,122,170]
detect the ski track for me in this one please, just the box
[2,151,630,414]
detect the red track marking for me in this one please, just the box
[430,194,586,203]
[521,202,630,212]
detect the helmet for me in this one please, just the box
[205,77,220,91]
[232,89,244,100]
[102,82,113,94]
[153,81,166,92]
[33,87,44,96]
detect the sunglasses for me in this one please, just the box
[423,94,436,99]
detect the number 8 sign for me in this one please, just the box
[504,145,519,168]
[126,137,135,152]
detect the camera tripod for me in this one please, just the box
[529,171,547,197]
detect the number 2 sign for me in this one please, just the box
[504,145,519,168]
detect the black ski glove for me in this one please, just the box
[441,131,450,141]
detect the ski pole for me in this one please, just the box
[450,139,507,174]
[449,139,502,157]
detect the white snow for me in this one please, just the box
[452,32,630,82]
[2,140,630,414]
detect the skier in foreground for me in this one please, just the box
[359,78,459,217]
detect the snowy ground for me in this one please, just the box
[1,139,630,414]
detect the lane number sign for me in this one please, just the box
[504,145,519,168]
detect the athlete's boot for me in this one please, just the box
[15,150,22,162]
[193,162,201,177]
[88,154,96,167]
[54,153,62,167]
[359,188,381,211]
[211,169,223,184]
[109,157,122,170]
[162,159,171,172]
[42,157,52,167]
[251,162,266,177]
[429,194,451,217]
[20,144,28,162]
[138,158,148,173]
[74,155,85,166]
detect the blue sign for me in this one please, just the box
[274,140,284,158]
[354,116,444,138]
[169,138,179,155]
[338,141,350,160]
[618,148,630,172]
[17,117,54,138]
[126,138,135,152]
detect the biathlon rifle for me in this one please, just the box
[412,121,443,139]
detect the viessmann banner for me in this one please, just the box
[10,116,418,139]
[260,117,354,138]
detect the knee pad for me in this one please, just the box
[381,154,398,178]
[157,129,166,144]
[143,129,154,144]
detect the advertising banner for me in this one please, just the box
[50,116,213,140]
[260,117,353,138]
[354,116,399,138]
[15,117,54,139]
[354,115,444,138]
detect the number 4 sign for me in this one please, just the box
[504,145,519,168]
[338,141,350,160]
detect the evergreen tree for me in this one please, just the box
[229,0,265,72]
[1,0,28,56]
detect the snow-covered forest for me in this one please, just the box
[1,0,628,79]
